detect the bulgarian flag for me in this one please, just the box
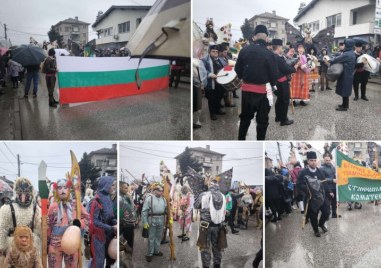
[337,150,381,202]
[56,57,170,104]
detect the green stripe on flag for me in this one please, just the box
[38,180,49,199]
[58,65,169,88]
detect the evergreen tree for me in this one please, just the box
[79,152,100,193]
[240,19,254,42]
[47,25,63,48]
[178,147,203,175]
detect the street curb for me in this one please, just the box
[13,97,22,140]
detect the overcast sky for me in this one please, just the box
[120,142,264,186]
[0,142,115,189]
[0,0,155,45]
[193,0,313,41]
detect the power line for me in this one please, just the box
[3,142,17,159]
[21,161,70,169]
[7,27,48,37]
[0,146,17,169]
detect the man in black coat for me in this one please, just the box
[272,39,299,126]
[353,42,370,101]
[235,25,277,140]
[297,151,333,237]
[265,168,284,222]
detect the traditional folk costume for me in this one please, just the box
[290,44,311,103]
[0,178,41,262]
[178,186,194,241]
[47,178,89,268]
[4,226,42,268]
[88,176,117,268]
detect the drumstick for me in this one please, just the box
[216,73,229,77]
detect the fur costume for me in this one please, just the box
[0,178,41,257]
[3,226,42,268]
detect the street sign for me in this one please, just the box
[374,28,381,34]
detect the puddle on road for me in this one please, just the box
[271,242,312,268]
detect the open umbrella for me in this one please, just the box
[0,179,13,198]
[55,48,70,56]
[126,0,190,58]
[12,45,47,66]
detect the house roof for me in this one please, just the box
[89,147,117,156]
[249,12,288,22]
[175,147,225,159]
[294,0,319,22]
[55,18,90,27]
[92,5,152,27]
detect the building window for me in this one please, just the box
[136,18,142,28]
[352,11,357,25]
[83,25,87,29]
[308,21,319,31]
[118,21,130,33]
[72,26,79,32]
[216,166,219,174]
[83,33,86,38]
[59,27,62,32]
[104,27,113,37]
[270,22,277,28]
[327,13,341,27]
[96,160,103,167]
[65,27,70,32]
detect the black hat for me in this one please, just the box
[338,42,344,46]
[208,44,219,51]
[254,25,268,35]
[354,41,364,48]
[48,48,56,56]
[306,151,317,160]
[344,39,355,49]
[272,39,283,46]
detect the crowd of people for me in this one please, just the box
[119,171,263,268]
[193,22,381,140]
[0,175,117,267]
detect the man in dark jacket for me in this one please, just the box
[201,44,225,120]
[318,48,332,91]
[43,48,59,107]
[235,25,277,140]
[272,39,298,126]
[353,42,370,101]
[320,152,337,218]
[265,168,284,222]
[297,151,333,237]
[325,39,356,111]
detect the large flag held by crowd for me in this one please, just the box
[56,57,169,104]
[337,151,381,202]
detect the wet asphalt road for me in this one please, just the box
[13,74,190,140]
[265,202,381,268]
[130,214,262,268]
[193,78,381,140]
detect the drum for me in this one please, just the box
[216,68,241,91]
[357,54,380,73]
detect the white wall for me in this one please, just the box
[93,8,149,46]
[295,0,374,38]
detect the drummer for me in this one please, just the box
[219,44,236,107]
[234,25,277,140]
[353,42,369,101]
[201,44,226,120]
[272,38,299,126]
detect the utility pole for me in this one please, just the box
[4,24,7,39]
[17,154,20,177]
[277,142,283,166]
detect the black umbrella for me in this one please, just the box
[12,45,47,66]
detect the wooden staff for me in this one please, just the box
[38,161,48,268]
[70,150,82,268]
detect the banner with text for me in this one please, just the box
[337,150,381,202]
[56,57,169,104]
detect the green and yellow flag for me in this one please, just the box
[337,150,381,202]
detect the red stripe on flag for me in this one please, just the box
[41,199,48,215]
[59,77,169,104]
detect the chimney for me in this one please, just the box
[75,16,78,20]
[206,145,210,150]
[272,10,276,15]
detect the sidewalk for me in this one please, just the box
[0,83,21,140]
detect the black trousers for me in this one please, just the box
[205,85,224,116]
[225,211,235,232]
[239,91,270,140]
[341,96,349,108]
[307,199,330,233]
[252,247,263,268]
[275,82,290,122]
[267,198,283,219]
[122,225,135,250]
[170,69,181,88]
[353,71,369,98]
[330,190,337,216]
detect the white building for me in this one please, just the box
[54,17,90,46]
[92,5,152,49]
[248,11,289,42]
[88,144,118,176]
[175,145,225,177]
[294,0,380,46]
